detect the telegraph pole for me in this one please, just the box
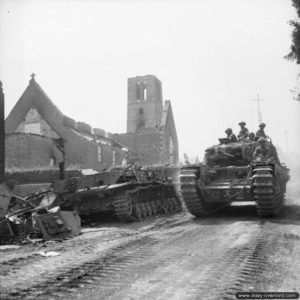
[253,94,263,125]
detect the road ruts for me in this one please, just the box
[91,222,280,300]
[0,205,295,300]
[184,231,275,300]
[0,225,186,300]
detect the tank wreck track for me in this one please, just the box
[180,169,227,217]
[252,165,284,217]
[113,184,182,222]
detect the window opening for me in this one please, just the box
[97,145,102,162]
[112,150,117,166]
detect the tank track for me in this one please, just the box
[113,194,137,222]
[113,184,182,222]
[180,169,228,217]
[180,169,207,216]
[252,165,284,217]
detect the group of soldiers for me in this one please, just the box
[224,121,277,162]
[225,121,267,143]
[225,121,278,162]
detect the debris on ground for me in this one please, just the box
[0,186,81,244]
[38,251,61,257]
[34,210,81,241]
[0,245,21,251]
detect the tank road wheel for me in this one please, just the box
[160,198,169,214]
[134,204,143,220]
[146,202,153,216]
[165,198,172,211]
[172,198,178,211]
[164,199,171,211]
[169,198,176,211]
[140,203,148,218]
[113,193,136,222]
[175,197,183,212]
[252,166,283,217]
[151,201,158,215]
[180,169,208,217]
[155,200,163,213]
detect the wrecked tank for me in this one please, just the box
[180,140,289,217]
[51,166,182,222]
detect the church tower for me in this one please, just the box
[127,75,163,133]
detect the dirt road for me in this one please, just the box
[0,180,299,300]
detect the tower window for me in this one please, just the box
[136,82,147,101]
[136,82,142,100]
[97,145,102,162]
[139,108,144,115]
[112,150,117,166]
[143,83,147,100]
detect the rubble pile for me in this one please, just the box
[0,183,81,244]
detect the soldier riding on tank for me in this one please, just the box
[255,123,267,139]
[238,121,249,140]
[225,128,237,143]
[248,132,256,141]
[253,137,276,163]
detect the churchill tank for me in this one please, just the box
[50,166,182,222]
[180,139,289,217]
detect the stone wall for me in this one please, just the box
[5,132,126,173]
[113,128,162,166]
[63,130,126,171]
[5,133,63,170]
[5,169,82,184]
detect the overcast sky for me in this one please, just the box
[0,0,299,162]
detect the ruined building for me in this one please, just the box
[4,74,178,174]
[5,75,133,172]
[112,75,178,166]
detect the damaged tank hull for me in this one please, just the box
[52,167,182,222]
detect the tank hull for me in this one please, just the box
[52,167,182,222]
[180,162,289,217]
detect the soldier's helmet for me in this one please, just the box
[225,128,232,134]
[258,137,266,143]
[259,122,266,128]
[238,121,246,126]
[248,132,255,139]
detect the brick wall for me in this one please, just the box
[113,129,162,166]
[5,169,82,184]
[5,131,127,177]
[5,133,63,169]
[64,129,126,171]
